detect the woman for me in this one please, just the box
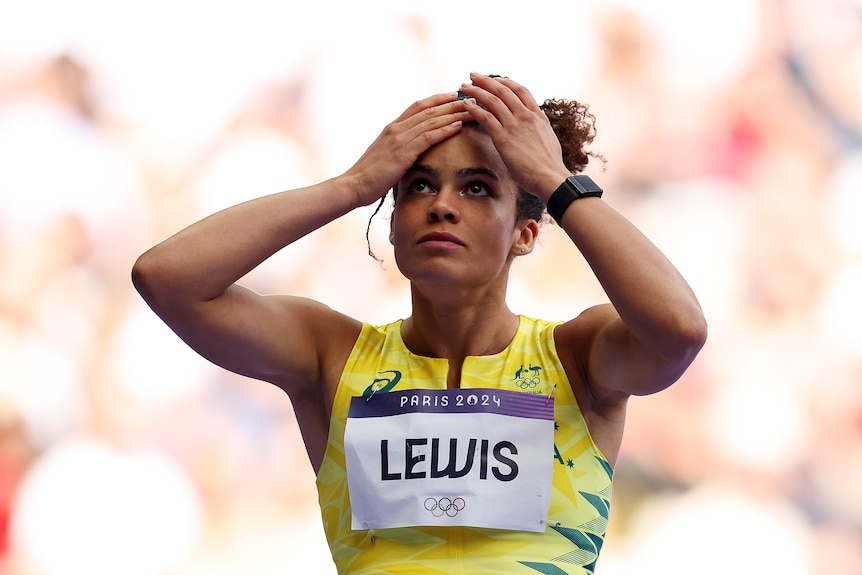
[132,73,707,574]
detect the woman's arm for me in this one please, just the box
[461,73,707,403]
[131,179,365,394]
[552,199,707,399]
[131,93,474,398]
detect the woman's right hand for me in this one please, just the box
[344,92,473,206]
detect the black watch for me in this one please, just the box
[546,175,603,224]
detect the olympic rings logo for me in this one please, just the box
[424,497,466,518]
[516,377,540,389]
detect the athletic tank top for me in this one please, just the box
[316,316,613,575]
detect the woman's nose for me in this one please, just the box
[427,189,461,222]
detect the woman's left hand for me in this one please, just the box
[459,73,571,202]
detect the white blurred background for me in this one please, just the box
[1,0,860,573]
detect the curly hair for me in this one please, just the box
[541,98,602,176]
[365,89,603,260]
[517,97,604,222]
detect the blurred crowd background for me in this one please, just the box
[1,0,861,573]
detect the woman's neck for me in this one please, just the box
[401,292,520,361]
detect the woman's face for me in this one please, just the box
[390,127,536,289]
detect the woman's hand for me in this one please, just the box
[344,93,473,206]
[459,73,571,202]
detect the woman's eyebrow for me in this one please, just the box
[403,164,439,178]
[403,165,499,181]
[456,167,499,181]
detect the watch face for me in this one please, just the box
[571,175,602,197]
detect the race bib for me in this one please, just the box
[344,388,554,533]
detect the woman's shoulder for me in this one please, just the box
[353,318,405,351]
[516,314,566,343]
[546,304,617,349]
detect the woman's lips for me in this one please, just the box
[418,232,465,247]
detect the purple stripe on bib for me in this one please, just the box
[349,388,554,420]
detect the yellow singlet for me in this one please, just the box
[316,316,613,575]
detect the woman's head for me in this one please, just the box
[387,126,538,287]
[366,84,602,260]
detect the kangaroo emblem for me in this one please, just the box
[513,364,542,389]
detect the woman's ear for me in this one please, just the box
[511,219,539,256]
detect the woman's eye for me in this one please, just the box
[463,182,490,196]
[409,180,433,194]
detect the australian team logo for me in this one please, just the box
[513,364,542,389]
[424,496,467,518]
[362,370,402,397]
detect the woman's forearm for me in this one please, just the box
[132,176,361,306]
[559,197,707,361]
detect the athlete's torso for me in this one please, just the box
[316,316,613,575]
